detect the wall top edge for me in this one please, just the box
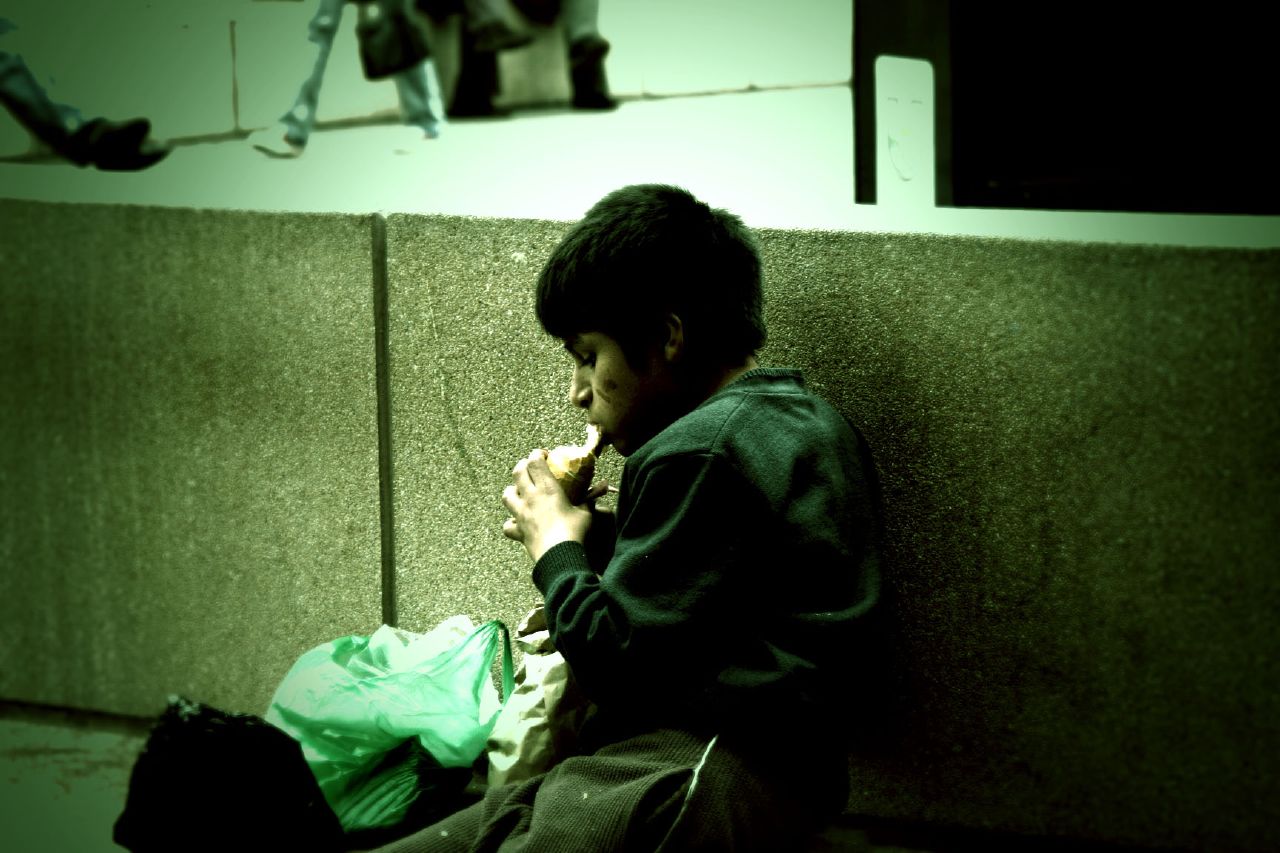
[4,196,1278,251]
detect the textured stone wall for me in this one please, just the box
[756,231,1279,851]
[0,201,384,718]
[2,200,1276,851]
[386,217,1279,852]
[383,214,623,637]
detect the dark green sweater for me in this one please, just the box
[533,368,881,746]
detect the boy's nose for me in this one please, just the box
[569,375,591,408]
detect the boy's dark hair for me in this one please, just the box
[536,184,766,369]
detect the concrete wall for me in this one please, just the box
[384,218,1280,851]
[1,197,1277,851]
[0,200,384,717]
[756,232,1280,851]
[383,215,621,635]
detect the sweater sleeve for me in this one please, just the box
[531,451,747,711]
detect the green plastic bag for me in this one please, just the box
[265,617,513,832]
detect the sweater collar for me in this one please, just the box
[718,367,804,391]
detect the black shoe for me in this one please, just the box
[447,98,512,119]
[572,91,617,111]
[96,138,172,171]
[569,36,616,111]
[67,117,171,170]
[64,117,146,165]
[471,21,533,53]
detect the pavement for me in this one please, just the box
[1,86,859,227]
[0,701,1161,853]
[3,84,1278,247]
[0,706,149,853]
[0,703,895,853]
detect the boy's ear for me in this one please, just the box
[662,313,685,363]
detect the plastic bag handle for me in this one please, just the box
[497,621,515,705]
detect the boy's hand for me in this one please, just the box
[583,481,618,529]
[502,449,593,563]
[583,481,616,503]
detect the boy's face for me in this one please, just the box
[564,331,678,456]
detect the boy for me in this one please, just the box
[377,185,882,851]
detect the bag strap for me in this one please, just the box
[496,620,515,705]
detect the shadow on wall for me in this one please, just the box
[758,228,1280,850]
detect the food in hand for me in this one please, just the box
[546,423,604,504]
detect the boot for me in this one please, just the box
[568,35,616,110]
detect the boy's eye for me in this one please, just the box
[566,347,595,368]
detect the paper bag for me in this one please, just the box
[485,605,594,787]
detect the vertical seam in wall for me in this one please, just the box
[372,214,397,627]
[228,20,241,132]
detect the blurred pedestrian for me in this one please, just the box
[0,17,171,170]
[423,0,534,52]
[247,0,448,158]
[516,0,616,110]
[448,0,615,118]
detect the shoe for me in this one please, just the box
[446,98,511,119]
[571,91,617,111]
[569,36,617,111]
[389,124,441,153]
[66,117,173,170]
[470,21,533,53]
[94,138,172,171]
[247,124,304,159]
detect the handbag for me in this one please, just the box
[266,616,514,832]
[356,0,432,81]
[485,605,595,787]
[413,0,464,21]
[113,696,346,852]
[509,0,561,25]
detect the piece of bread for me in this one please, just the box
[546,424,604,504]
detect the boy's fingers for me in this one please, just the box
[502,517,523,541]
[524,453,558,489]
[584,481,612,501]
[513,450,551,487]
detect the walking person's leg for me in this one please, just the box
[559,0,615,110]
[0,50,84,150]
[393,57,446,139]
[0,49,170,169]
[559,0,600,46]
[462,0,533,53]
[249,0,346,156]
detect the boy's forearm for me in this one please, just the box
[532,540,633,703]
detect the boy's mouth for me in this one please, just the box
[586,422,608,453]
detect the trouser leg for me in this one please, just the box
[446,28,500,116]
[369,730,710,853]
[654,735,845,852]
[557,0,613,108]
[393,57,445,136]
[461,0,505,31]
[0,50,86,156]
[279,0,346,145]
[365,778,530,853]
[559,0,599,44]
